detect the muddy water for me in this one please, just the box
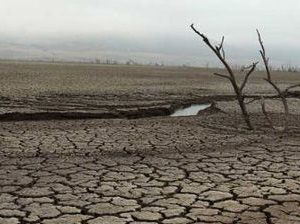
[170,104,211,117]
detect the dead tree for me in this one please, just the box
[257,30,300,130]
[191,24,258,130]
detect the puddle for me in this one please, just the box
[170,104,211,117]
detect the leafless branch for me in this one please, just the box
[190,25,297,131]
[221,47,226,60]
[216,36,226,59]
[257,30,265,55]
[245,97,260,105]
[257,29,289,131]
[220,36,225,49]
[240,62,259,92]
[257,30,271,80]
[190,24,212,49]
[284,84,300,94]
[213,73,232,80]
[260,97,276,130]
[191,24,235,81]
[191,24,255,130]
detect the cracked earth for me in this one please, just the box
[0,113,300,224]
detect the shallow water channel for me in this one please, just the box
[170,104,211,117]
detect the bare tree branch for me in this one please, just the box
[257,30,271,80]
[191,24,235,81]
[240,62,259,92]
[245,98,260,105]
[216,36,226,59]
[213,73,232,80]
[219,36,225,50]
[221,47,226,60]
[190,24,212,49]
[284,84,300,94]
[257,29,289,131]
[191,24,255,130]
[261,97,276,130]
[190,25,297,131]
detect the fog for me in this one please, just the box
[1,0,299,67]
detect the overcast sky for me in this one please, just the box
[0,0,300,66]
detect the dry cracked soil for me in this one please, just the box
[1,113,300,224]
[0,62,300,224]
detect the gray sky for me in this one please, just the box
[1,0,300,66]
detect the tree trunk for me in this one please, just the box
[237,96,253,130]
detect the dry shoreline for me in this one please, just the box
[1,94,299,122]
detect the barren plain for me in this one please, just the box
[0,60,300,224]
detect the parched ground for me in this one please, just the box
[0,60,299,115]
[1,113,300,224]
[0,61,300,224]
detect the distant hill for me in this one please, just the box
[0,35,299,68]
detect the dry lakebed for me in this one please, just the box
[0,61,299,224]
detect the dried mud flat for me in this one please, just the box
[1,114,300,224]
[0,61,300,224]
[0,60,299,119]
